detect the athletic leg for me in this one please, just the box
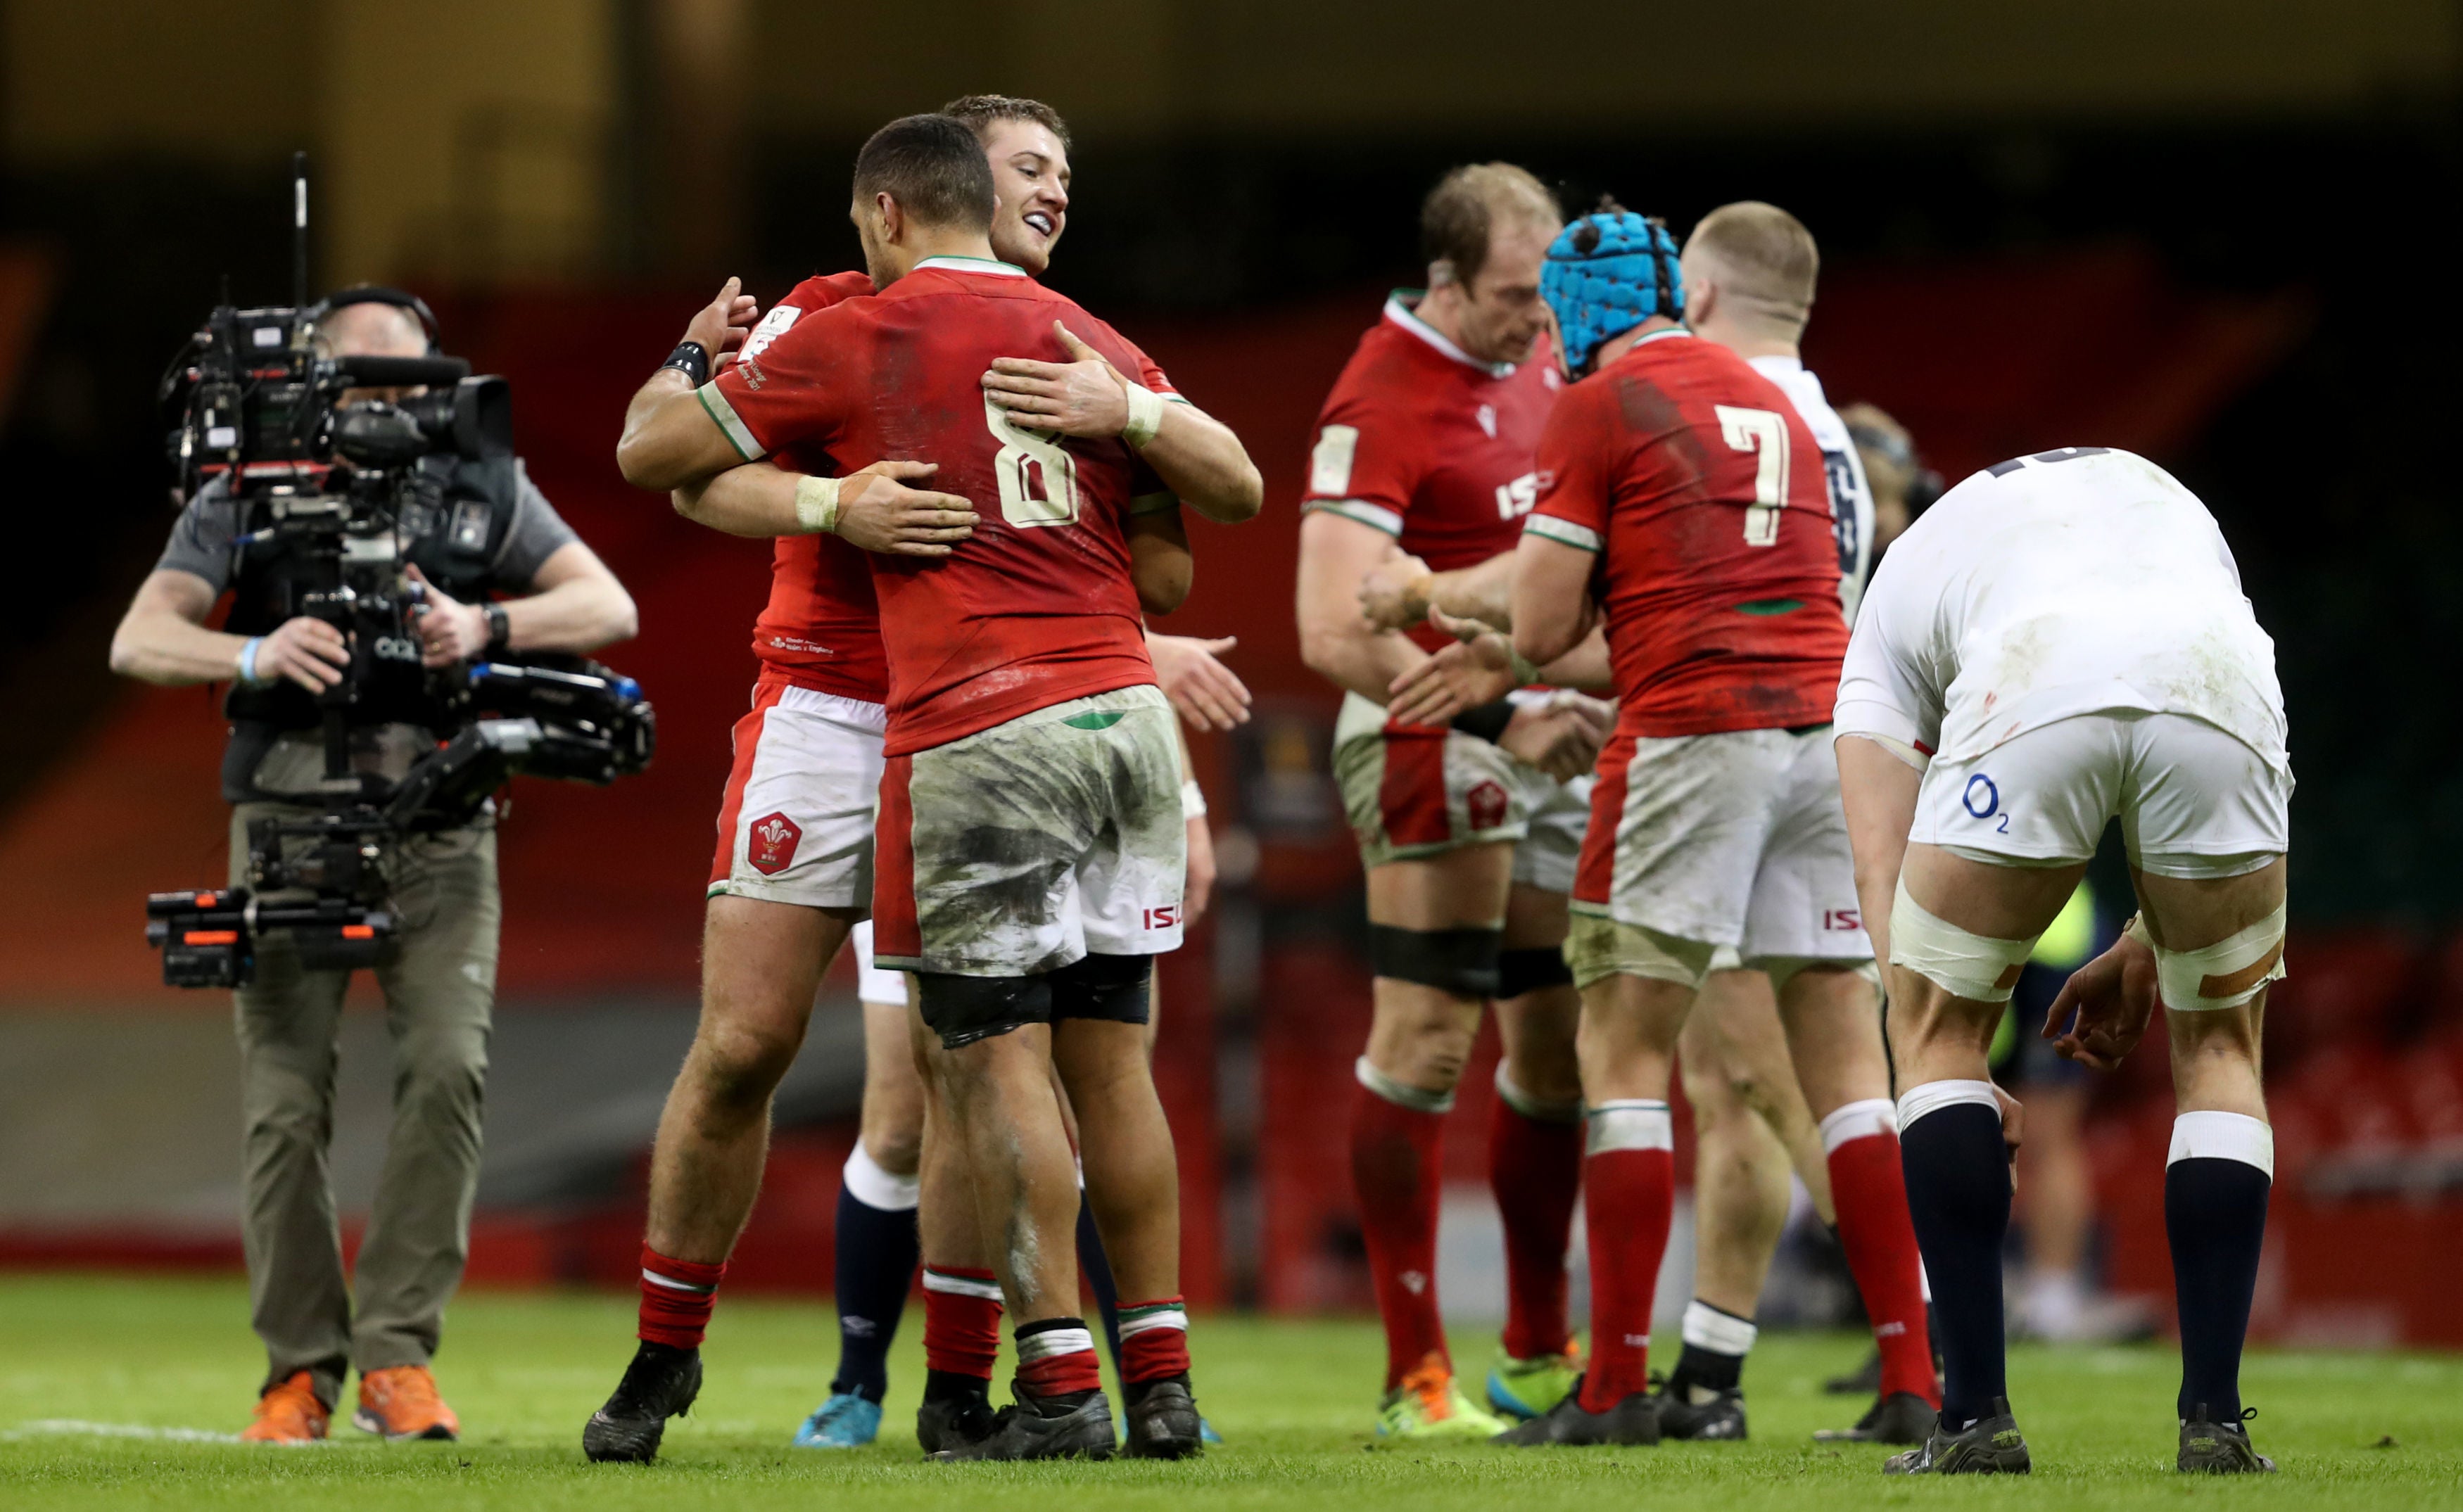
[1489,884,1585,1390]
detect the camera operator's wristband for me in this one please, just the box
[1182,777,1208,820]
[1122,381,1166,450]
[484,602,512,652]
[794,475,843,535]
[660,341,711,388]
[236,636,270,687]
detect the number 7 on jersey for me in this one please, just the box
[1714,405,1790,547]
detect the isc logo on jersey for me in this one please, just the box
[1493,471,1538,520]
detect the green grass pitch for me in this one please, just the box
[1,1273,2457,1509]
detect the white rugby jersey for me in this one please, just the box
[1749,355,1877,621]
[1835,447,2287,771]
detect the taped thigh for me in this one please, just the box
[1887,877,2039,1003]
[2130,905,2285,1012]
[1369,924,1502,1000]
[1047,951,1154,1026]
[914,972,1052,1050]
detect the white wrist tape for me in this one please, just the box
[1889,877,2037,1003]
[793,474,842,534]
[2151,902,2286,1012]
[1180,777,1208,819]
[1122,381,1166,449]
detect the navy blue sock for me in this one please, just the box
[829,1176,920,1403]
[1077,1195,1123,1375]
[2167,1156,2270,1421]
[1899,1101,2011,1430]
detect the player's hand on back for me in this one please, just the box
[981,322,1138,438]
[1386,633,1517,727]
[1146,634,1251,730]
[1357,553,1435,631]
[1498,698,1604,782]
[684,276,760,361]
[833,462,981,558]
[2044,931,2160,1072]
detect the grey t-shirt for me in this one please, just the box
[158,460,578,594]
[158,460,582,802]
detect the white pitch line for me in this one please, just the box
[2,1419,248,1444]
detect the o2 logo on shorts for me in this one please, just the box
[1141,905,1182,931]
[746,811,802,875]
[1466,780,1509,832]
[1962,774,2011,834]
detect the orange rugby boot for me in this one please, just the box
[240,1371,330,1444]
[353,1364,461,1442]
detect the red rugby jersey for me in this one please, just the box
[1300,293,1562,652]
[727,269,1180,706]
[1525,329,1847,737]
[701,256,1175,756]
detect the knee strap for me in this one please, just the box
[915,972,1051,1049]
[1888,877,2037,1003]
[1047,951,1154,1025]
[2133,904,2286,1012]
[1495,946,1574,1000]
[1369,923,1502,1000]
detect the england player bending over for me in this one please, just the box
[1835,445,2288,1475]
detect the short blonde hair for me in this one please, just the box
[1687,201,1819,334]
[1422,163,1560,287]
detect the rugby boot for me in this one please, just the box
[793,1391,882,1449]
[2178,1405,2276,1473]
[1376,1355,1511,1441]
[1828,1303,1944,1395]
[1486,1341,1583,1422]
[240,1371,329,1445]
[353,1365,460,1442]
[1123,1377,1206,1459]
[1813,1390,1938,1445]
[915,1383,998,1454]
[1650,1374,1746,1442]
[931,1380,1116,1461]
[1493,1381,1660,1447]
[583,1341,702,1463]
[1883,1395,2031,1474]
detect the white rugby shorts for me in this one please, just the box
[708,675,887,910]
[847,921,909,1006]
[1574,723,1872,965]
[1910,711,2289,879]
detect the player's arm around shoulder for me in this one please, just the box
[674,460,978,557]
[616,278,763,493]
[982,319,1262,524]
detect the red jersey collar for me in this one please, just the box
[1383,291,1517,379]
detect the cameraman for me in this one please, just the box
[107,289,638,1445]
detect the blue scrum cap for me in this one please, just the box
[1540,205,1683,376]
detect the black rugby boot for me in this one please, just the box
[932,1381,1117,1461]
[1883,1395,2030,1474]
[1494,1382,1660,1447]
[583,1342,702,1463]
[1124,1376,1205,1459]
[1651,1376,1746,1442]
[2179,1405,2276,1473]
[1814,1390,1939,1445]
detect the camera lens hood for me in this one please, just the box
[332,355,471,388]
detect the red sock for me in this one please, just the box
[1489,1089,1583,1361]
[1117,1296,1191,1384]
[638,1245,725,1349]
[1351,1068,1450,1390]
[1578,1102,1673,1413]
[922,1265,1004,1382]
[1015,1316,1105,1396]
[1824,1106,1941,1407]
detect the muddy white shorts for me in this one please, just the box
[1910,711,2290,879]
[1330,690,1590,894]
[708,675,887,910]
[873,686,1186,977]
[847,921,909,1005]
[1571,724,1871,974]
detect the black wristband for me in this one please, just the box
[1450,699,1516,744]
[483,602,512,652]
[660,340,711,388]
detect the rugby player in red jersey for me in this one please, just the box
[589,103,1258,1463]
[1293,164,1609,1439]
[614,114,1257,1462]
[1478,206,1879,1447]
